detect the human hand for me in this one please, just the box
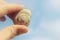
[0,0,30,40]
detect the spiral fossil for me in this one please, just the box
[14,9,31,26]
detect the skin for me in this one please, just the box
[0,0,28,40]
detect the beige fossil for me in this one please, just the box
[14,9,31,26]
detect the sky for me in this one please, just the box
[0,0,60,40]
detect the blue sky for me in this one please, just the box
[0,0,60,40]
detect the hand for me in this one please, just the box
[0,0,28,40]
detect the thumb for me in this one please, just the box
[0,0,4,1]
[0,25,28,40]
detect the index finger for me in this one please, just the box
[0,4,24,17]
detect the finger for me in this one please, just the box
[0,4,24,17]
[0,0,6,4]
[7,4,24,20]
[0,25,28,40]
[0,0,4,1]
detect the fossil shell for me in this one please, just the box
[14,9,31,26]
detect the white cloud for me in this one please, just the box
[29,36,52,40]
[56,19,60,40]
[50,0,60,8]
[37,20,56,40]
[36,19,60,40]
[39,20,56,31]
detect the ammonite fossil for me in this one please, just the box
[14,9,31,26]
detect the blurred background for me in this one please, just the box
[0,0,60,40]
